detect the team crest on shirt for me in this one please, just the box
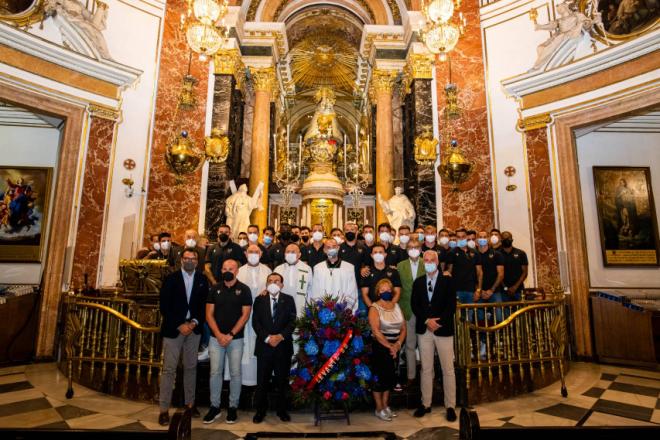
[235,289,242,295]
[489,254,494,259]
[514,253,519,259]
[386,271,393,277]
[357,248,363,253]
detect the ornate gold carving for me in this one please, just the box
[87,104,120,121]
[403,53,434,94]
[118,259,170,294]
[414,126,438,164]
[204,127,230,163]
[250,67,276,93]
[371,69,398,95]
[0,0,45,27]
[179,75,198,109]
[267,0,376,23]
[578,0,660,44]
[518,113,552,131]
[290,34,357,92]
[214,49,243,78]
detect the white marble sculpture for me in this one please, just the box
[531,0,601,71]
[377,187,416,234]
[225,182,263,239]
[44,0,113,60]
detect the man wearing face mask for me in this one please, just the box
[205,225,246,285]
[299,226,311,246]
[500,231,528,301]
[268,223,292,269]
[310,238,359,312]
[301,223,327,270]
[246,224,271,266]
[447,228,483,308]
[411,250,457,422]
[340,221,370,289]
[237,232,249,250]
[377,223,405,267]
[158,248,208,425]
[361,243,402,308]
[414,226,426,244]
[290,225,301,245]
[237,245,271,386]
[490,228,502,250]
[477,230,504,307]
[262,226,276,252]
[174,229,207,271]
[397,225,412,250]
[149,232,180,267]
[274,243,313,317]
[361,224,376,250]
[422,225,440,253]
[252,273,297,423]
[396,239,426,385]
[205,259,252,425]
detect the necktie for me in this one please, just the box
[428,280,433,301]
[272,298,278,323]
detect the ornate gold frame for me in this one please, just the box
[579,0,660,43]
[0,0,45,27]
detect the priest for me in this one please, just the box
[274,243,314,316]
[310,238,359,312]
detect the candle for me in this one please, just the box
[343,134,347,178]
[286,124,290,180]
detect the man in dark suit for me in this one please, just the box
[251,272,297,423]
[411,250,457,422]
[158,248,208,425]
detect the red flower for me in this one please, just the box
[341,392,349,400]
[353,358,361,365]
[323,391,332,400]
[324,328,332,338]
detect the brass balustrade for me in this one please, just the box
[60,291,162,399]
[454,295,569,402]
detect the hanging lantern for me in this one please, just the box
[166,131,204,183]
[422,23,460,56]
[426,0,455,24]
[438,139,473,187]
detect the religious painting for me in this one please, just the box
[593,167,659,266]
[584,0,659,40]
[0,166,52,262]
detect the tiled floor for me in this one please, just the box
[0,362,657,439]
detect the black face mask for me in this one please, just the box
[301,236,310,243]
[345,231,356,241]
[291,234,300,242]
[502,238,513,248]
[280,232,291,242]
[218,233,229,243]
[222,271,235,282]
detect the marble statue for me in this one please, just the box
[44,0,113,60]
[531,0,601,71]
[225,183,263,239]
[377,187,416,233]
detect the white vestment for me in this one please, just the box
[310,260,358,312]
[274,261,314,316]
[229,262,270,385]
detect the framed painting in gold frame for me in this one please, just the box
[0,166,53,262]
[593,166,660,267]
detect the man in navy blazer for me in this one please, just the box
[251,272,297,423]
[411,250,457,422]
[158,248,208,425]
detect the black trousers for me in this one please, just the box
[255,349,292,413]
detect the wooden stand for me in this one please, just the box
[313,401,350,426]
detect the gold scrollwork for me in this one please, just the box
[250,67,276,93]
[414,126,438,164]
[517,113,552,131]
[370,69,398,95]
[213,49,243,86]
[87,104,120,121]
[204,127,230,164]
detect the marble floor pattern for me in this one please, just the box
[0,362,658,439]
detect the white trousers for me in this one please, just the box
[417,330,456,409]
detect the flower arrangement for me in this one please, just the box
[290,296,373,409]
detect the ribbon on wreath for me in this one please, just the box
[305,328,353,391]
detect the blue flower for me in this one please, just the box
[336,371,346,381]
[322,340,340,358]
[304,340,319,356]
[355,364,372,380]
[351,336,364,353]
[300,368,312,381]
[334,391,343,401]
[319,308,336,325]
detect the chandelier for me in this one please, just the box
[181,0,230,60]
[419,0,467,60]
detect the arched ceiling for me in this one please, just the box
[285,6,363,49]
[245,0,403,25]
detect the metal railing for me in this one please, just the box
[60,291,162,398]
[454,294,569,398]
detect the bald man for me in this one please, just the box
[274,243,314,317]
[411,250,457,422]
[310,238,358,312]
[174,229,207,271]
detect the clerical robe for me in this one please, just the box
[311,260,358,312]
[274,260,314,316]
[234,262,271,385]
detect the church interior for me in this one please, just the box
[0,0,659,438]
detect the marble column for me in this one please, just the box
[411,79,437,227]
[372,69,397,226]
[249,67,275,230]
[71,108,118,288]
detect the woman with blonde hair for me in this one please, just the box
[368,278,406,421]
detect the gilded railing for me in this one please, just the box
[454,294,569,401]
[60,291,162,399]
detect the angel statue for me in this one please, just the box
[225,183,263,239]
[377,187,416,234]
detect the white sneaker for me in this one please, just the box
[375,409,392,421]
[384,407,398,418]
[197,348,209,361]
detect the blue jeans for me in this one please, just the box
[209,337,243,408]
[200,323,211,349]
[457,290,475,321]
[478,291,503,323]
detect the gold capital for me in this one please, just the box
[371,69,398,96]
[517,113,552,131]
[88,104,120,121]
[408,53,434,79]
[214,49,242,77]
[250,67,276,93]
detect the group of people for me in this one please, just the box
[154,221,529,426]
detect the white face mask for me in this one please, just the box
[312,231,324,242]
[425,234,436,243]
[379,232,391,243]
[185,238,196,248]
[285,252,298,265]
[439,236,449,246]
[247,253,260,266]
[238,239,248,247]
[153,242,161,251]
[333,236,344,245]
[248,233,259,243]
[373,253,385,264]
[490,235,500,245]
[467,239,476,249]
[407,248,420,259]
[364,232,374,243]
[160,240,171,251]
[267,283,281,296]
[399,235,410,244]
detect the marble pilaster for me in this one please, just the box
[411,79,437,227]
[372,69,397,225]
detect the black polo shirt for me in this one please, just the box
[149,245,181,267]
[256,243,271,267]
[448,248,482,292]
[340,241,370,283]
[479,248,504,291]
[367,244,405,267]
[206,241,247,278]
[268,241,290,269]
[360,265,402,303]
[301,243,327,270]
[502,247,529,292]
[206,280,252,339]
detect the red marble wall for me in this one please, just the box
[144,0,209,243]
[525,127,560,289]
[71,117,115,288]
[436,0,494,231]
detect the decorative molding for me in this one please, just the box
[88,103,120,121]
[371,68,398,95]
[402,52,434,94]
[214,48,244,88]
[518,113,552,131]
[250,66,276,93]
